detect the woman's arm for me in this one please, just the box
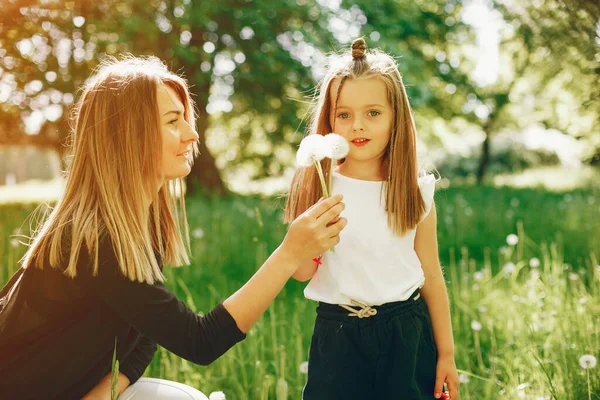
[223,195,345,332]
[82,196,345,366]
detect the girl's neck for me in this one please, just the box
[337,160,386,181]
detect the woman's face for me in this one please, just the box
[157,84,198,183]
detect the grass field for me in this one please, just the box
[1,183,599,399]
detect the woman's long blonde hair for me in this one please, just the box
[21,56,197,284]
[284,39,427,235]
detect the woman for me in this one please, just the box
[0,56,346,399]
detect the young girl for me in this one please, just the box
[0,56,346,399]
[285,39,459,399]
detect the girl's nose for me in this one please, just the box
[352,118,365,131]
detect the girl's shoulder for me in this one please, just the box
[417,173,437,198]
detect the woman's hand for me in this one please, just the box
[281,195,346,262]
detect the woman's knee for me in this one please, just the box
[119,378,209,400]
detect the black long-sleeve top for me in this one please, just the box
[0,235,246,399]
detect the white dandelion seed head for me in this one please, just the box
[568,272,579,281]
[296,134,327,167]
[471,320,482,331]
[192,228,204,239]
[323,133,350,160]
[209,391,226,400]
[299,361,309,374]
[529,257,540,268]
[10,239,19,248]
[579,354,597,369]
[503,262,516,275]
[474,271,484,281]
[499,246,509,255]
[459,373,470,384]
[478,305,487,313]
[506,234,519,246]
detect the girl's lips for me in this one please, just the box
[351,139,370,147]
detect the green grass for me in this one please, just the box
[1,185,599,399]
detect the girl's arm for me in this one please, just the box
[415,202,460,399]
[414,203,455,357]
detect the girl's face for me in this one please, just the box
[157,84,198,183]
[329,76,393,173]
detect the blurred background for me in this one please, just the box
[0,0,599,198]
[1,0,599,398]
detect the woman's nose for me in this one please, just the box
[182,120,199,143]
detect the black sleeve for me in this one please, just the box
[119,335,157,384]
[79,241,246,366]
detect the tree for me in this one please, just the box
[357,0,599,182]
[0,0,339,194]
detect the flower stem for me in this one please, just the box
[314,161,329,198]
[328,160,334,197]
[587,369,591,400]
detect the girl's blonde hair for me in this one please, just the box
[21,56,197,284]
[284,38,427,235]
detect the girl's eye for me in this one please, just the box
[168,119,178,126]
[337,113,350,119]
[368,110,380,117]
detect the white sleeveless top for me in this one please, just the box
[304,172,436,306]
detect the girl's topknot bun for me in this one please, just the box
[351,38,367,60]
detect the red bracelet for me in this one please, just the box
[312,257,323,265]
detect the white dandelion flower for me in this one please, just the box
[323,133,349,160]
[529,257,540,268]
[459,373,470,384]
[299,361,309,374]
[192,228,204,239]
[478,305,487,313]
[503,262,516,275]
[296,134,327,167]
[474,271,484,281]
[579,354,597,369]
[506,234,519,246]
[471,320,482,331]
[10,239,19,248]
[568,272,579,281]
[209,391,226,400]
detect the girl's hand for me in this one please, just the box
[282,195,346,262]
[434,355,459,399]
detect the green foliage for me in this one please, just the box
[1,185,599,398]
[111,338,120,400]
